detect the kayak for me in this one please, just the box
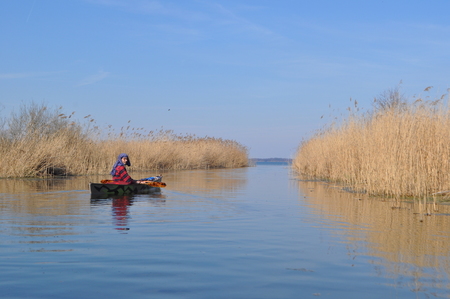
[89,178,166,196]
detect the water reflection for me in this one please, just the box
[162,167,248,199]
[111,195,132,230]
[0,167,247,234]
[296,180,450,295]
[0,189,84,253]
[0,176,99,194]
[89,193,168,232]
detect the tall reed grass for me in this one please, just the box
[0,102,248,177]
[293,87,450,198]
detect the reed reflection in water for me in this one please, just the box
[297,180,450,294]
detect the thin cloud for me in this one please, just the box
[0,73,36,79]
[77,70,110,86]
[26,0,36,23]
[87,0,207,22]
[0,71,65,80]
[213,3,274,37]
[83,0,126,8]
[85,0,276,41]
[86,0,167,15]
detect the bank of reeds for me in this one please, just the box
[293,88,450,198]
[0,103,248,177]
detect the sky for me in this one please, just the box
[1,0,450,158]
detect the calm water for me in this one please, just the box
[1,162,450,298]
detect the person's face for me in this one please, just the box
[121,157,128,164]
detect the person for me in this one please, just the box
[110,153,144,184]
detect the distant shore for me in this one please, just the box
[250,158,292,163]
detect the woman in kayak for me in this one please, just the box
[110,153,145,184]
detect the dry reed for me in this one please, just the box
[293,88,450,198]
[0,102,248,177]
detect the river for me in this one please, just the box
[1,162,450,298]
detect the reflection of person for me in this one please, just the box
[112,195,132,230]
[110,153,144,184]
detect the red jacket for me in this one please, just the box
[112,165,135,184]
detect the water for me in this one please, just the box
[1,162,450,298]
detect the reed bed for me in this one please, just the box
[293,89,450,198]
[0,103,248,177]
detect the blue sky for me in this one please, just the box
[1,0,450,158]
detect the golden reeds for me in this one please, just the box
[0,103,248,177]
[293,88,450,198]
